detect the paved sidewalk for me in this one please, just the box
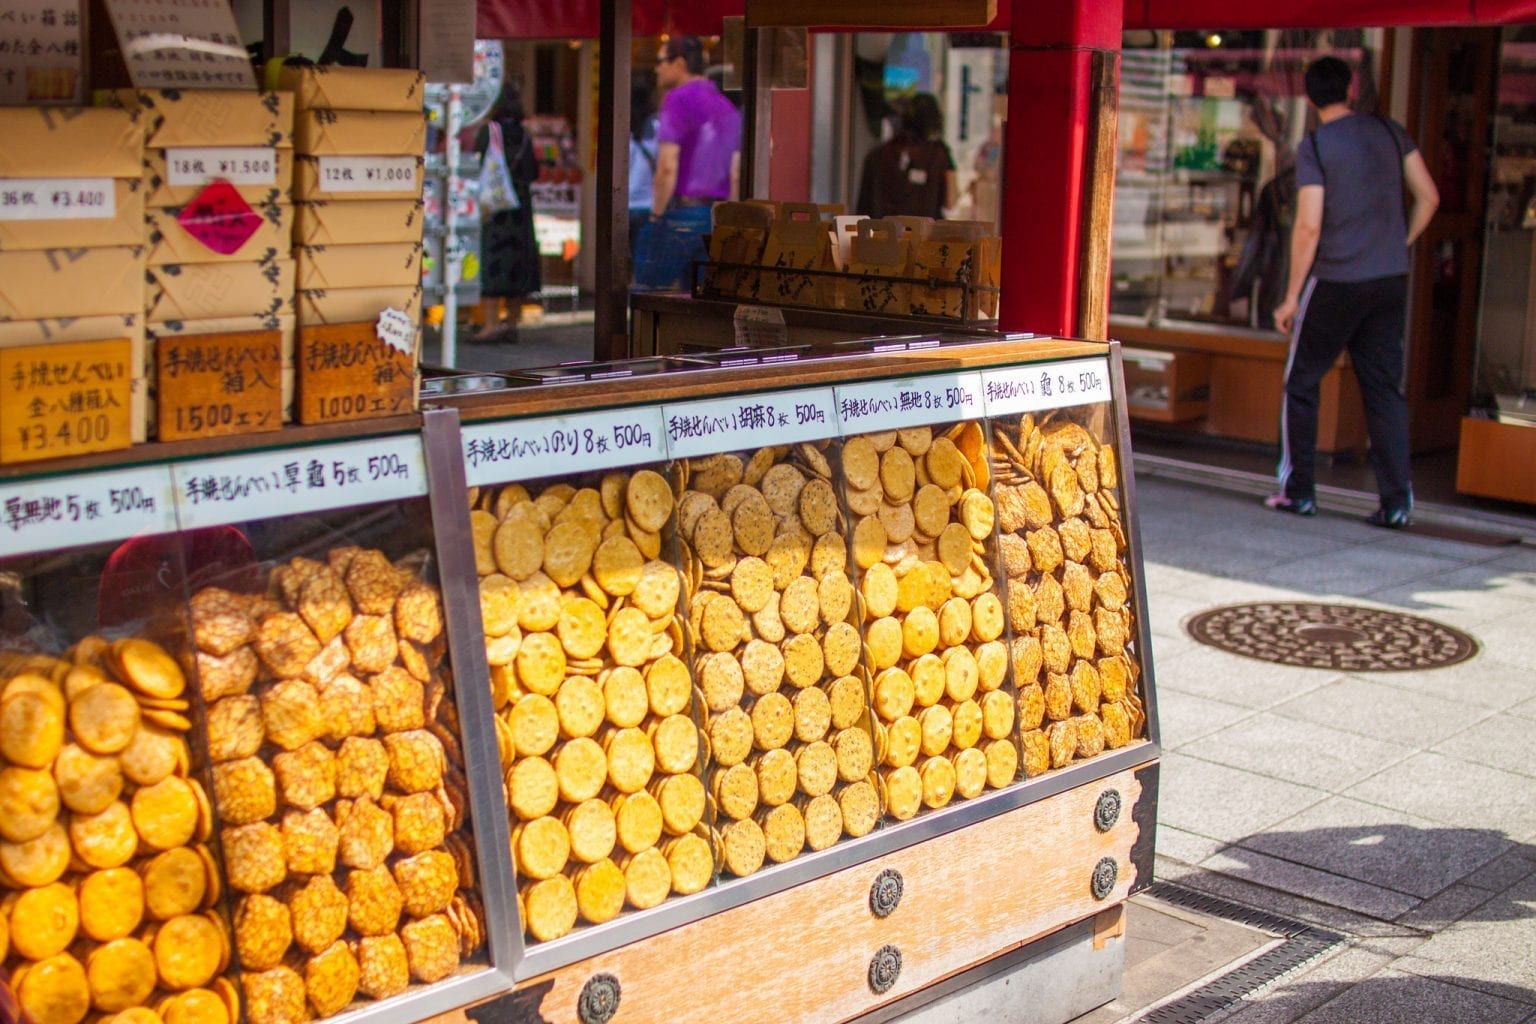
[1130,469,1536,1023]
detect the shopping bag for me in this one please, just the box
[479,121,520,216]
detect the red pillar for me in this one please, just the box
[999,0,1122,337]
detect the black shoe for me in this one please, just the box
[1265,493,1317,516]
[1365,506,1411,529]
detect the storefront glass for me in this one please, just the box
[1112,30,1386,331]
[1476,27,1536,419]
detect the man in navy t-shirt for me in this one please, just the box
[1269,56,1439,529]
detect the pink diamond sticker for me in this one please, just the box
[177,180,263,255]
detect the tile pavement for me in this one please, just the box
[1126,472,1536,1022]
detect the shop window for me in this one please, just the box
[1474,27,1536,420]
[1112,30,1384,332]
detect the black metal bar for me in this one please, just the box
[263,0,291,64]
[595,0,633,361]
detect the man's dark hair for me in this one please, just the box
[1304,56,1352,108]
[902,93,944,141]
[663,35,706,76]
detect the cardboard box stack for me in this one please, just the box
[113,88,298,428]
[284,66,427,331]
[0,106,148,457]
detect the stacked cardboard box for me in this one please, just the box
[110,89,298,429]
[0,107,147,457]
[284,66,426,331]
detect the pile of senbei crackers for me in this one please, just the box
[0,640,235,1024]
[476,413,1145,945]
[190,550,482,1024]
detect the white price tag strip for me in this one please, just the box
[981,358,1112,417]
[462,406,668,487]
[317,156,419,193]
[172,435,428,530]
[663,388,837,460]
[0,178,116,221]
[834,373,984,434]
[165,147,279,186]
[0,466,177,556]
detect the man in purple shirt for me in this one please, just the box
[636,36,741,290]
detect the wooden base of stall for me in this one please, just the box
[425,762,1155,1024]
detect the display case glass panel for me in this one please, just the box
[1113,30,1386,331]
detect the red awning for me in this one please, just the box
[477,0,746,39]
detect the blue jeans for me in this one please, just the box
[634,205,711,291]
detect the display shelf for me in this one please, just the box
[0,339,1159,1023]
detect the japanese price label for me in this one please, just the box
[165,147,278,187]
[0,339,134,464]
[834,372,984,433]
[0,177,114,220]
[298,321,417,425]
[176,181,262,255]
[981,358,1112,416]
[462,405,667,487]
[662,388,837,460]
[317,156,419,193]
[172,434,427,530]
[155,329,283,441]
[0,464,176,556]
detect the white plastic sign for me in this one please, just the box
[172,435,428,530]
[165,148,278,187]
[662,388,837,459]
[834,372,984,433]
[981,358,1112,416]
[317,156,418,193]
[0,178,115,220]
[462,405,667,486]
[0,465,177,556]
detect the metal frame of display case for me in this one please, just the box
[426,340,1163,983]
[0,339,1160,1017]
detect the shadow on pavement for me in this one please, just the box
[1209,823,1536,926]
[1236,972,1536,1023]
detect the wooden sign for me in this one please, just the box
[155,329,283,442]
[0,338,134,463]
[297,320,417,425]
[745,0,996,28]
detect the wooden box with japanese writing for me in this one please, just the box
[0,314,145,458]
[0,106,145,250]
[148,314,294,441]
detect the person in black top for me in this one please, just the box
[472,84,541,343]
[1267,57,1439,528]
[856,93,958,220]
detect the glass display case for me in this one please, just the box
[1113,30,1386,331]
[0,339,1158,1020]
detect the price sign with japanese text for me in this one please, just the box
[981,358,1112,416]
[156,329,283,442]
[165,147,278,187]
[662,387,836,460]
[0,178,114,220]
[171,434,428,530]
[0,338,134,464]
[462,405,667,486]
[317,156,419,193]
[833,372,984,434]
[0,464,176,556]
[297,321,417,425]
[0,2,85,105]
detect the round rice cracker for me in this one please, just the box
[131,776,200,852]
[877,500,915,545]
[160,986,234,1024]
[479,574,522,637]
[48,743,120,817]
[879,446,916,503]
[515,632,567,698]
[810,531,848,579]
[153,911,224,989]
[729,556,775,613]
[718,812,765,878]
[860,562,899,618]
[113,638,187,700]
[557,597,608,660]
[66,683,140,757]
[633,559,682,620]
[821,621,862,678]
[760,462,807,518]
[86,935,157,1012]
[79,867,144,942]
[798,478,840,537]
[779,575,821,637]
[625,469,675,533]
[758,802,805,865]
[882,715,921,769]
[17,952,91,1024]
[68,799,138,869]
[731,490,776,557]
[0,764,58,847]
[117,726,185,789]
[792,686,832,744]
[838,779,880,838]
[645,654,692,717]
[698,652,745,713]
[884,764,922,821]
[817,570,854,626]
[10,881,78,960]
[592,535,646,598]
[708,707,753,768]
[780,634,824,691]
[765,524,813,590]
[831,726,874,782]
[605,727,655,794]
[700,596,746,653]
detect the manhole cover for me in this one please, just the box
[1184,602,1478,671]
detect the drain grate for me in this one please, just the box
[1184,602,1478,672]
[1133,882,1343,1024]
